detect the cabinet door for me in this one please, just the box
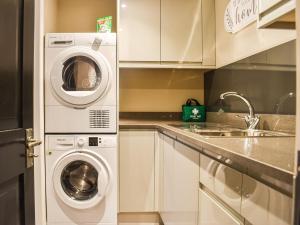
[258,0,295,28]
[119,131,155,212]
[268,187,292,225]
[241,175,269,225]
[161,135,175,223]
[198,189,243,225]
[156,132,164,212]
[119,0,160,62]
[214,164,242,213]
[173,141,200,225]
[161,0,203,62]
[161,135,200,225]
[259,0,282,13]
[199,154,220,191]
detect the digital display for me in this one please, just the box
[89,137,98,146]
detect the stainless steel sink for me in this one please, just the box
[169,123,294,137]
[191,130,293,137]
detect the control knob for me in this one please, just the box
[77,138,85,147]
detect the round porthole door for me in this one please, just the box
[53,150,112,209]
[50,46,111,107]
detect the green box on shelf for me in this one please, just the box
[182,99,206,122]
[96,16,112,33]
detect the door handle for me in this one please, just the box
[25,128,42,168]
[26,139,42,148]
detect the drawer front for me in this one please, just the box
[214,164,242,213]
[200,154,219,191]
[241,175,269,225]
[268,186,292,225]
[198,189,243,225]
[241,175,292,225]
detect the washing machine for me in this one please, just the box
[45,33,117,133]
[45,135,117,225]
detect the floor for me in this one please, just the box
[119,223,159,225]
[118,212,162,225]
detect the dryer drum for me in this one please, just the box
[61,160,99,201]
[62,56,102,92]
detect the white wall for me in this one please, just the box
[215,0,296,68]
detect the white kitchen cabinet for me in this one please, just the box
[161,0,203,63]
[119,0,215,67]
[200,154,242,213]
[268,187,292,225]
[214,164,243,213]
[173,141,200,225]
[198,189,243,225]
[119,0,161,62]
[241,175,292,225]
[199,154,220,191]
[241,175,269,225]
[156,132,164,212]
[161,134,175,223]
[258,0,295,28]
[119,131,155,212]
[161,134,200,225]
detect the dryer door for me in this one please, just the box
[53,150,112,209]
[50,46,111,107]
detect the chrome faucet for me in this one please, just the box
[220,92,260,129]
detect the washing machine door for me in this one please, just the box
[53,150,112,209]
[50,46,111,107]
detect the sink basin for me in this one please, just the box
[192,130,293,137]
[169,123,294,137]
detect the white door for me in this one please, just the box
[173,141,200,225]
[161,135,175,223]
[241,175,269,225]
[199,153,220,191]
[241,175,292,225]
[161,0,203,62]
[214,164,242,213]
[52,150,112,209]
[119,131,155,212]
[198,189,243,225]
[50,46,111,107]
[161,135,199,225]
[119,0,161,62]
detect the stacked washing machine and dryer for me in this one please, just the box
[44,33,118,225]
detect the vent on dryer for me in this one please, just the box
[89,110,110,128]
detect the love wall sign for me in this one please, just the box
[224,0,258,33]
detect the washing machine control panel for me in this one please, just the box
[75,136,117,148]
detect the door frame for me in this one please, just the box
[294,1,300,225]
[33,0,46,224]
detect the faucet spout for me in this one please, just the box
[219,92,259,129]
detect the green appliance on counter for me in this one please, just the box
[182,99,206,122]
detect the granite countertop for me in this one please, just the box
[119,119,296,196]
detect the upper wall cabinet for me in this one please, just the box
[119,0,216,68]
[161,0,203,63]
[257,0,295,29]
[119,0,161,62]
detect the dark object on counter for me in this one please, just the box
[182,99,206,122]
